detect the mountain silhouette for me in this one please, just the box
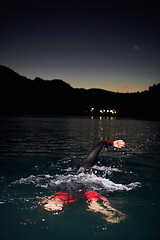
[0,65,159,119]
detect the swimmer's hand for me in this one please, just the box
[113,140,125,148]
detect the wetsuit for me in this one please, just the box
[78,140,114,170]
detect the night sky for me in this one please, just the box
[0,0,159,92]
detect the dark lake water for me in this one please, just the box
[0,116,160,240]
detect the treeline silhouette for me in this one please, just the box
[0,65,159,120]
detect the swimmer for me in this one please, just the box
[40,139,126,223]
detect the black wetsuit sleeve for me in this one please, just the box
[78,141,113,170]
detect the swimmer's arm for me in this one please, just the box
[105,140,125,148]
[78,140,125,170]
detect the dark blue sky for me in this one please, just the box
[0,0,159,92]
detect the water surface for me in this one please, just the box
[0,116,160,240]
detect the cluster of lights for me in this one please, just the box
[89,108,117,115]
[100,109,117,114]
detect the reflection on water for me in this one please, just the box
[0,116,160,240]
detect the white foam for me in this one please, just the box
[92,165,121,172]
[75,172,140,192]
[12,171,141,193]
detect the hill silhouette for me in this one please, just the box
[0,65,159,119]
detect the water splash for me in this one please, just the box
[11,167,140,193]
